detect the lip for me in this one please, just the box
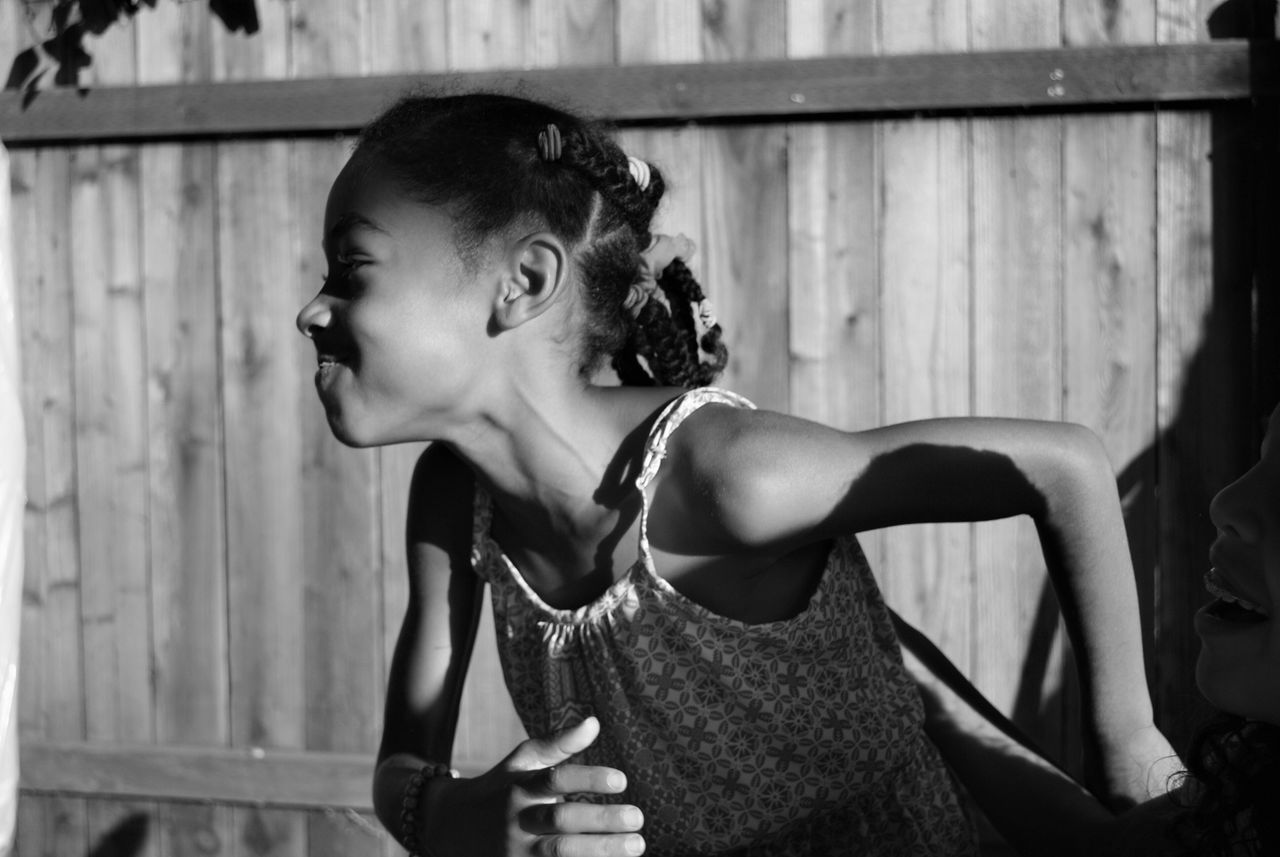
[1209,545,1269,601]
[1194,602,1268,636]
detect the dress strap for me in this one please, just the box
[635,387,756,492]
[635,387,755,560]
[469,483,496,579]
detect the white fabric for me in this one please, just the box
[0,140,23,857]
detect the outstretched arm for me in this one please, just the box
[658,408,1175,804]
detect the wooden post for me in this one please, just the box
[0,137,26,857]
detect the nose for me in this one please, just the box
[1209,466,1262,543]
[296,293,332,338]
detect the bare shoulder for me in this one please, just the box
[652,403,856,550]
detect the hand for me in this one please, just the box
[1086,721,1182,810]
[422,716,646,857]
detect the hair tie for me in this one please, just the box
[622,279,659,317]
[537,124,562,162]
[627,156,651,191]
[696,298,717,331]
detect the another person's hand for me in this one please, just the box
[422,716,645,857]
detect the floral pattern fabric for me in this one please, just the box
[471,387,976,856]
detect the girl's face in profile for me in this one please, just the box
[1196,404,1280,724]
[296,153,494,447]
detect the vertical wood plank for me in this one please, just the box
[1060,0,1159,777]
[1153,0,1254,753]
[616,0,701,65]
[219,138,308,857]
[14,148,88,856]
[288,4,389,852]
[531,0,616,66]
[875,0,974,680]
[447,0,535,70]
[71,17,162,852]
[969,1,1067,754]
[784,0,885,571]
[369,1,449,73]
[141,139,235,857]
[785,0,878,432]
[7,143,46,857]
[212,7,308,854]
[71,142,153,745]
[136,3,235,854]
[699,3,789,411]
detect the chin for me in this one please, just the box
[1195,652,1280,724]
[324,412,380,448]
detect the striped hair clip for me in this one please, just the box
[537,124,563,161]
[627,156,651,191]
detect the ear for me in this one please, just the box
[491,232,567,331]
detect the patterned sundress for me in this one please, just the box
[470,387,977,856]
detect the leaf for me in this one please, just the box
[209,0,260,35]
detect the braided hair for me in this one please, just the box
[354,92,728,388]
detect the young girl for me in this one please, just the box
[915,404,1280,856]
[295,92,1172,856]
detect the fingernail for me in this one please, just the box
[625,834,645,855]
[622,807,642,828]
[607,771,626,791]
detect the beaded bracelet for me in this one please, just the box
[400,761,456,857]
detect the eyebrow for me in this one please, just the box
[325,212,390,248]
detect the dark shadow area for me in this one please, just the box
[5,0,260,105]
[1001,0,1279,787]
[86,812,149,857]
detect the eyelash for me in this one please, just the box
[321,256,366,287]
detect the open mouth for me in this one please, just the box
[1203,569,1269,624]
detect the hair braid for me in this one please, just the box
[561,134,727,388]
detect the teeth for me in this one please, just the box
[1205,569,1270,617]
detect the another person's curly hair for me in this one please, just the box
[1176,714,1279,855]
[355,92,727,388]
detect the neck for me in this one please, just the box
[441,381,648,539]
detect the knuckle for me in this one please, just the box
[537,835,567,857]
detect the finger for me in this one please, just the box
[531,833,646,857]
[524,763,628,799]
[519,802,643,835]
[505,716,601,773]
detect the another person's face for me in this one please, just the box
[295,153,493,447]
[1196,404,1280,724]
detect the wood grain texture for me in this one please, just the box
[874,0,976,688]
[969,0,1066,756]
[784,0,883,571]
[5,42,1275,143]
[698,3,788,411]
[19,741,483,810]
[12,147,88,856]
[1060,0,1159,777]
[219,138,307,857]
[71,143,153,747]
[369,0,449,74]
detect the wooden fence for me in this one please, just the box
[2,0,1278,855]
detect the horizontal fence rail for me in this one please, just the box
[20,742,491,810]
[1,41,1278,143]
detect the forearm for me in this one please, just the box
[927,708,1111,856]
[1031,427,1152,736]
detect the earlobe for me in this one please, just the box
[492,234,567,330]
